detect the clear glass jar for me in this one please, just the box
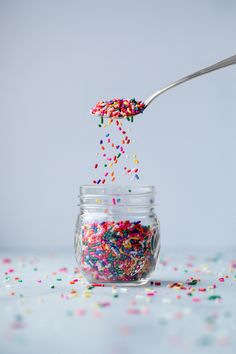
[74,185,160,286]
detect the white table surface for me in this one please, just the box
[0,248,235,354]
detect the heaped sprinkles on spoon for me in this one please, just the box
[90,98,145,119]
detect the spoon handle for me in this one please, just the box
[144,54,236,107]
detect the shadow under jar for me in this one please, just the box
[75,185,160,286]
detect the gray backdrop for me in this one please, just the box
[0,0,236,251]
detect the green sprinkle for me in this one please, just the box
[131,116,134,123]
[56,278,62,281]
[50,285,55,289]
[128,189,132,193]
[98,124,102,128]
[126,117,130,121]
[87,286,94,290]
[188,279,198,285]
[66,310,73,317]
[18,279,23,283]
[100,116,104,124]
[117,153,121,158]
[104,164,107,168]
[113,294,119,298]
[208,295,221,300]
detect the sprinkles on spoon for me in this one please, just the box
[90,98,145,118]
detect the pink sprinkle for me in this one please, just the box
[76,309,86,316]
[193,297,201,302]
[198,288,206,292]
[59,267,68,273]
[127,308,140,315]
[98,302,110,308]
[3,258,11,264]
[8,268,14,273]
[112,198,116,205]
[219,277,225,282]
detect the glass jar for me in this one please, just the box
[74,185,160,286]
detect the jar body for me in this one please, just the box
[74,186,160,285]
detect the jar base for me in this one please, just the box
[90,278,150,287]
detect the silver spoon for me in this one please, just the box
[144,54,236,108]
[91,54,236,119]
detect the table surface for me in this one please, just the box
[0,248,235,354]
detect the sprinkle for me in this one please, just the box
[94,163,98,169]
[150,281,161,286]
[208,295,222,300]
[112,198,116,205]
[127,308,141,315]
[186,279,199,286]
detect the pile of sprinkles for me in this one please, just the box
[79,220,160,283]
[90,98,145,118]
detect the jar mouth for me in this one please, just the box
[80,185,155,196]
[79,185,156,208]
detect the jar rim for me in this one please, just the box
[80,185,155,196]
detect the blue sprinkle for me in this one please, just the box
[135,174,139,180]
[106,133,110,137]
[100,140,103,144]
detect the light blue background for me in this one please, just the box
[0,0,236,251]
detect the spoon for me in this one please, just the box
[91,54,236,119]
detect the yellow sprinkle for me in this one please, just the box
[133,159,139,164]
[96,199,102,204]
[109,163,113,167]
